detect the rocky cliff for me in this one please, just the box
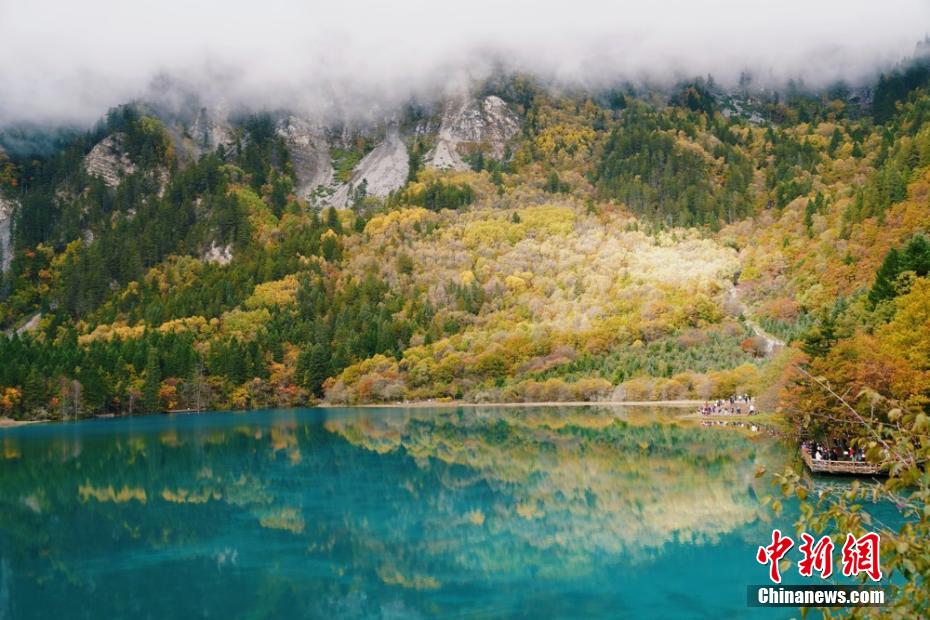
[189,106,234,154]
[269,91,519,207]
[82,88,521,209]
[0,193,14,273]
[84,133,136,187]
[327,128,409,208]
[426,94,520,170]
[276,116,334,200]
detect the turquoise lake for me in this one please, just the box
[0,406,860,618]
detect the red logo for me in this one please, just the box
[757,530,882,583]
[756,529,794,584]
[841,532,882,581]
[798,533,834,579]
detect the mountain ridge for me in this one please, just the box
[0,67,928,420]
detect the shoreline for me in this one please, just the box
[0,417,43,428]
[344,399,704,409]
[1,400,707,427]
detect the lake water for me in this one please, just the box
[0,406,839,618]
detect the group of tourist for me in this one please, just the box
[803,441,867,462]
[698,394,755,416]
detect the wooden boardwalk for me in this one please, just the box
[801,446,883,476]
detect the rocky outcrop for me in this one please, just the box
[328,128,409,208]
[201,241,233,266]
[0,193,14,273]
[189,106,234,154]
[119,90,518,208]
[294,92,517,208]
[426,94,520,170]
[15,313,41,336]
[84,134,135,187]
[4,312,41,339]
[276,116,334,200]
[163,106,235,162]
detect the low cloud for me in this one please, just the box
[1,0,928,126]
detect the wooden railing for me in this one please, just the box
[801,446,883,476]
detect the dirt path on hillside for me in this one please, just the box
[727,287,785,356]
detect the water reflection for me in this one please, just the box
[327,407,783,564]
[0,406,790,618]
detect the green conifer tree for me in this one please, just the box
[869,248,901,307]
[142,347,161,412]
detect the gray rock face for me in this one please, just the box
[125,89,520,210]
[15,312,41,336]
[189,106,234,154]
[276,116,334,200]
[0,194,14,273]
[280,92,519,209]
[201,240,233,266]
[84,134,135,187]
[328,128,409,208]
[163,105,235,162]
[427,94,520,170]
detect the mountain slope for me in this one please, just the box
[0,75,928,420]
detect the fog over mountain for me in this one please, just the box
[1,0,929,125]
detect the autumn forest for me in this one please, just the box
[1,61,929,437]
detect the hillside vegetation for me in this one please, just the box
[0,74,928,422]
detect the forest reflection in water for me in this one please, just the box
[0,406,793,619]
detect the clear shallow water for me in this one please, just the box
[0,406,846,618]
